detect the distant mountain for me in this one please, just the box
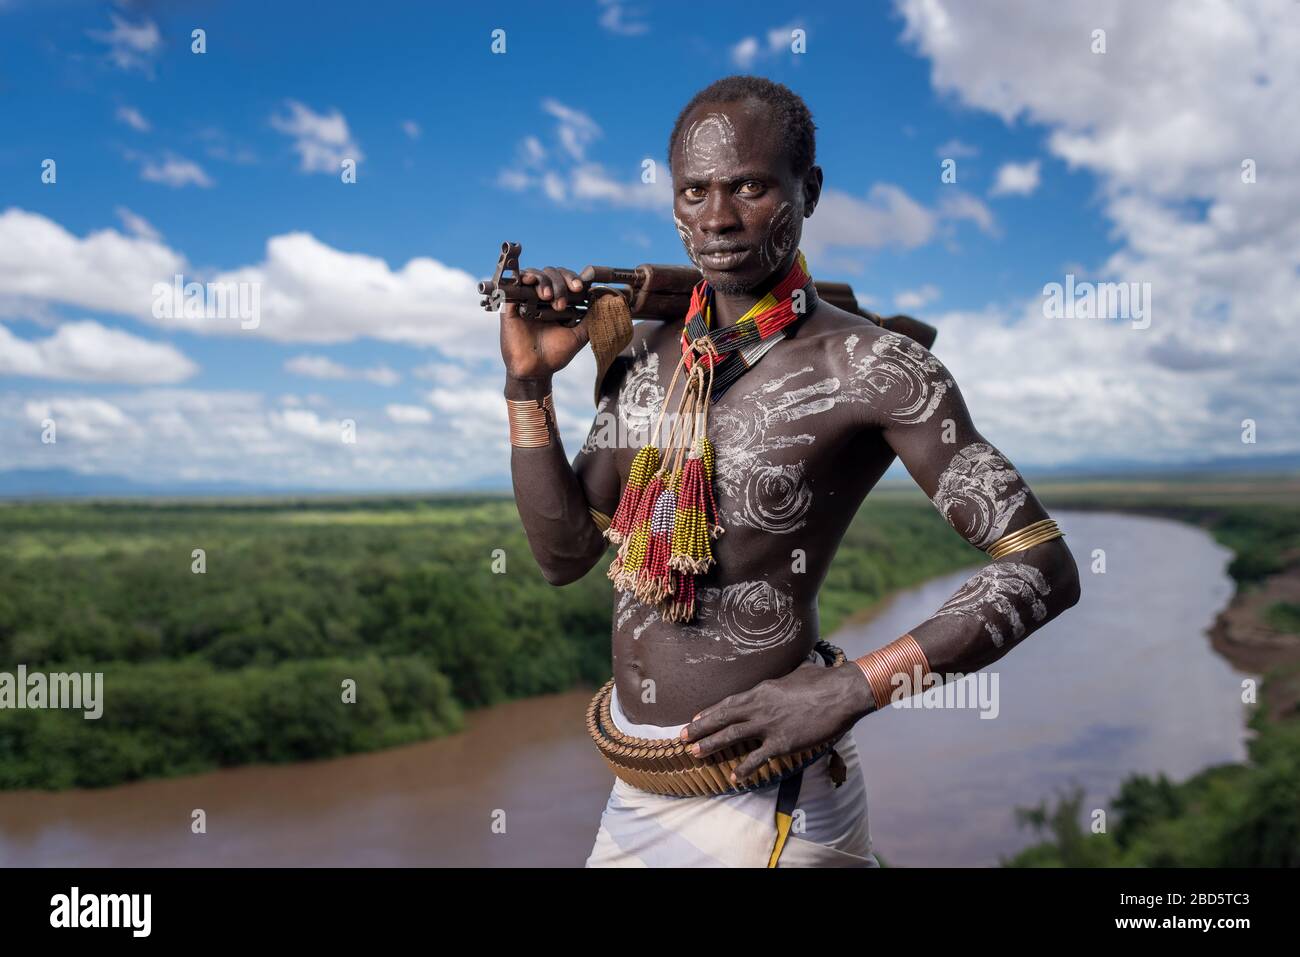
[1,452,1295,501]
[0,468,279,499]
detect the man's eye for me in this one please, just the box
[684,187,706,200]
[738,181,764,195]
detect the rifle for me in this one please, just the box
[479,241,937,350]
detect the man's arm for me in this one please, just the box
[499,262,625,587]
[857,331,1081,688]
[682,329,1081,783]
[506,371,621,586]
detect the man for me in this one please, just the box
[498,75,1080,867]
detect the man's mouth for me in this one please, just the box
[698,246,750,270]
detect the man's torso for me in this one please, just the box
[595,302,909,724]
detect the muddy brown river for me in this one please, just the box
[0,511,1249,866]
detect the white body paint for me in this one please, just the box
[842,332,951,424]
[933,442,1028,549]
[933,562,1050,648]
[616,339,665,439]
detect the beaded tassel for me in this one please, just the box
[664,567,696,622]
[608,471,665,592]
[604,445,659,546]
[635,469,680,604]
[669,434,723,575]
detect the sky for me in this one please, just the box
[0,0,1296,491]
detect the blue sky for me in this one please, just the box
[1,0,1296,490]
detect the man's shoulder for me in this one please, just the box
[595,319,678,407]
[784,301,890,370]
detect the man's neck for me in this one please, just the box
[709,250,799,326]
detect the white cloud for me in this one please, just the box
[894,285,941,310]
[542,98,601,161]
[386,404,433,424]
[114,206,160,242]
[0,320,197,383]
[1,386,524,490]
[990,159,1041,197]
[401,120,421,140]
[936,138,979,158]
[0,208,186,316]
[87,14,160,75]
[598,0,649,36]
[936,190,998,236]
[802,184,991,258]
[498,99,670,212]
[115,105,150,132]
[285,355,401,386]
[731,22,805,68]
[0,209,492,357]
[730,37,761,69]
[896,0,1300,463]
[140,154,214,188]
[270,100,364,174]
[22,396,138,443]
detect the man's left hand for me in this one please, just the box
[680,662,875,783]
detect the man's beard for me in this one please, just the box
[706,271,762,295]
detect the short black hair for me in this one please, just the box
[667,75,817,178]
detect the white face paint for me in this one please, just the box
[759,201,796,271]
[681,112,738,179]
[617,339,665,438]
[933,562,1050,648]
[933,443,1028,549]
[843,332,951,425]
[673,213,700,267]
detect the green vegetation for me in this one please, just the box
[1264,602,1300,635]
[1003,485,1300,867]
[0,492,979,790]
[1005,693,1300,867]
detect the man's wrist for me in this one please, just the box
[504,373,554,401]
[852,633,930,716]
[841,662,878,718]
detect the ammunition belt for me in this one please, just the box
[586,640,848,797]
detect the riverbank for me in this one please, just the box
[1035,475,1300,723]
[1002,477,1300,866]
[0,509,1246,867]
[0,493,978,791]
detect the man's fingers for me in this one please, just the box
[681,696,748,742]
[732,746,778,783]
[690,721,759,760]
[542,267,570,309]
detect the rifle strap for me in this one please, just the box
[586,289,634,406]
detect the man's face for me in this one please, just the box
[671,98,817,295]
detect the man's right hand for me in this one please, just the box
[499,264,596,382]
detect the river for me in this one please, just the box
[0,511,1249,867]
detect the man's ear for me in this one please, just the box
[803,165,824,217]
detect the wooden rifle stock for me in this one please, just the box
[480,241,937,350]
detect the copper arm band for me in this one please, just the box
[853,633,931,711]
[506,394,555,448]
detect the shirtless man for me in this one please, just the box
[499,76,1081,867]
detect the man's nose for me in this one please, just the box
[698,188,743,234]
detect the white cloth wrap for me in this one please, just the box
[585,649,879,868]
